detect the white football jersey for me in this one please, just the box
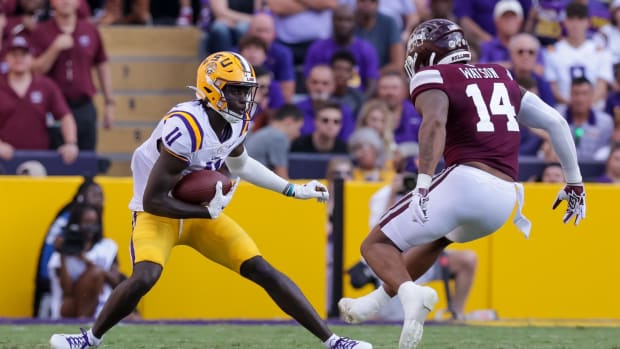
[128,101,250,211]
[544,39,614,101]
[600,24,620,64]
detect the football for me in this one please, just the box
[172,170,232,205]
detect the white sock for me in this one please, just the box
[397,281,419,320]
[87,329,102,346]
[323,334,339,348]
[369,285,392,307]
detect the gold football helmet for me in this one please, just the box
[194,51,258,123]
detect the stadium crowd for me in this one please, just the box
[0,0,617,326]
[1,0,620,183]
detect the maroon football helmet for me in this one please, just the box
[404,19,471,78]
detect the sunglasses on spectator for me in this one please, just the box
[516,48,536,56]
[320,117,341,125]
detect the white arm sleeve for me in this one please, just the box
[518,91,582,183]
[225,147,289,193]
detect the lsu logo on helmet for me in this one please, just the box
[195,51,258,124]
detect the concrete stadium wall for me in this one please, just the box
[0,177,618,319]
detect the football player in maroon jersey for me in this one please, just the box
[339,19,586,349]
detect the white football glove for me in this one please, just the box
[205,178,240,219]
[552,183,586,225]
[282,180,329,203]
[408,187,429,225]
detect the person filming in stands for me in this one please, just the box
[49,51,372,349]
[337,19,586,349]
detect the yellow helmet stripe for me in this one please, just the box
[163,111,204,152]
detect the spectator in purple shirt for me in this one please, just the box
[247,12,295,103]
[480,0,544,74]
[296,64,355,141]
[375,69,421,145]
[605,63,620,121]
[330,50,364,118]
[238,35,285,111]
[454,0,531,44]
[304,4,379,93]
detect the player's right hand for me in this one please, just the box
[205,178,239,219]
[552,183,586,225]
[408,188,429,225]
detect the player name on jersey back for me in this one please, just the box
[458,66,500,79]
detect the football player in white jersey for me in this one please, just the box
[50,52,372,349]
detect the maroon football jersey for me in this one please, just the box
[409,63,522,180]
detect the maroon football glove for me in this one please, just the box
[552,183,586,225]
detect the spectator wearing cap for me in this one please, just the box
[304,4,379,93]
[525,0,609,46]
[480,0,545,75]
[0,36,78,164]
[454,0,530,45]
[31,0,114,152]
[246,13,295,103]
[0,0,48,49]
[544,1,614,106]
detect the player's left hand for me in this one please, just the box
[552,183,586,225]
[293,180,329,203]
[206,177,240,218]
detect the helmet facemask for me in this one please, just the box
[216,82,258,124]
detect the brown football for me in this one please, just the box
[172,170,232,205]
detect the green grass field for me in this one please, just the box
[0,323,618,349]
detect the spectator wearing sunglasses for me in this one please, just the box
[290,101,348,154]
[479,1,544,75]
[509,33,555,106]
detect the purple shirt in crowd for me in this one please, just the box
[605,91,620,121]
[268,79,285,109]
[265,42,295,82]
[393,100,422,144]
[303,37,379,90]
[296,98,355,141]
[480,38,545,66]
[454,0,531,37]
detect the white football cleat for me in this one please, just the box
[330,337,373,349]
[338,297,382,324]
[398,286,438,349]
[50,328,99,349]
